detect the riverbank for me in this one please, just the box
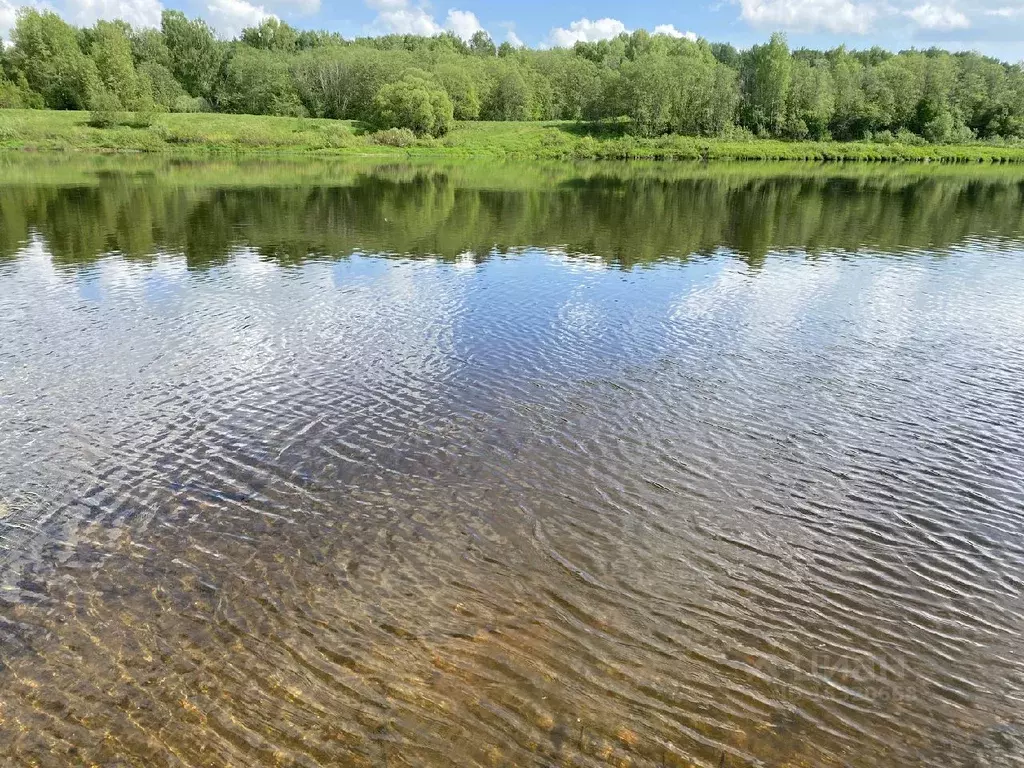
[2,109,1024,162]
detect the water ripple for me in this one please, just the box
[1,199,1023,766]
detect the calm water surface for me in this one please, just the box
[1,158,1024,767]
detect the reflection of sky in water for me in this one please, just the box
[0,246,477,573]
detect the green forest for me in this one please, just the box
[2,9,1024,145]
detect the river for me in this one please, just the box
[1,156,1023,767]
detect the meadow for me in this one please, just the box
[3,109,1024,163]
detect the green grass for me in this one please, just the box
[3,109,1024,163]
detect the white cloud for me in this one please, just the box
[985,5,1024,14]
[497,20,523,47]
[737,0,878,33]
[547,17,627,47]
[444,8,480,40]
[375,5,441,34]
[904,1,969,27]
[65,0,163,28]
[207,0,274,37]
[368,2,490,39]
[653,23,698,40]
[1,0,19,41]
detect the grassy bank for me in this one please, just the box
[3,109,1024,163]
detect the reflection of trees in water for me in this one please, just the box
[2,166,1023,268]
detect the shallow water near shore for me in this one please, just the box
[1,158,1024,767]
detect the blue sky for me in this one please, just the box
[2,0,1022,61]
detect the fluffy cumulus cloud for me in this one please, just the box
[67,0,163,27]
[653,23,697,40]
[497,21,523,46]
[207,0,274,37]
[547,17,627,47]
[369,0,440,35]
[1,0,20,42]
[732,0,998,36]
[367,0,488,39]
[904,2,970,28]
[737,0,877,33]
[444,7,480,40]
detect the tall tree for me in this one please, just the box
[241,19,300,52]
[741,32,793,137]
[8,9,98,110]
[469,31,496,57]
[162,10,220,98]
[90,20,151,110]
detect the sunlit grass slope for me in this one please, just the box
[2,109,1024,162]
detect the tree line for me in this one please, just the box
[2,9,1024,143]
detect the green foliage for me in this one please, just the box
[3,109,1022,163]
[130,28,172,69]
[90,20,152,111]
[483,66,531,121]
[3,13,1024,148]
[218,46,304,116]
[141,62,187,111]
[8,9,99,110]
[88,89,123,128]
[369,127,417,146]
[293,47,400,120]
[433,60,481,120]
[741,32,792,137]
[370,70,453,137]
[241,19,300,52]
[0,71,43,109]
[786,58,834,139]
[172,95,213,113]
[469,31,496,57]
[162,10,220,98]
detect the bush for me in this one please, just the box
[0,73,44,109]
[161,127,210,145]
[783,116,810,140]
[172,95,213,113]
[128,96,158,128]
[895,128,927,146]
[947,121,975,144]
[369,127,417,147]
[369,70,453,138]
[129,111,156,128]
[88,90,123,128]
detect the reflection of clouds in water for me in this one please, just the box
[452,250,481,270]
[10,241,193,305]
[0,248,475,578]
[227,248,279,283]
[853,257,930,347]
[556,294,601,339]
[555,278,603,345]
[734,254,845,343]
[668,257,749,323]
[10,237,68,292]
[542,247,608,273]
